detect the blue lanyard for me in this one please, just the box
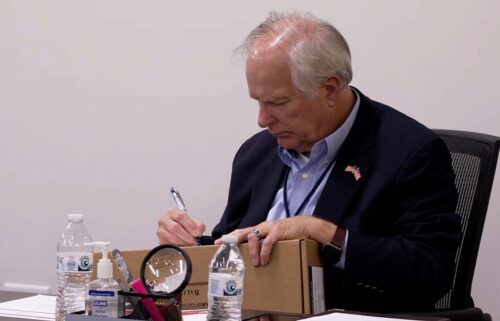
[283,157,336,218]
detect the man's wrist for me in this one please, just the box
[328,226,346,250]
[320,225,347,266]
[308,218,338,244]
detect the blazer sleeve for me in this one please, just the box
[211,142,250,238]
[338,136,461,309]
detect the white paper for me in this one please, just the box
[0,295,209,321]
[309,266,325,314]
[0,294,56,320]
[182,309,208,321]
[301,312,422,321]
[182,313,208,321]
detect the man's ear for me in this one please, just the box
[323,76,343,101]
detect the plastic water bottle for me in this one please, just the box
[56,214,93,321]
[207,234,245,321]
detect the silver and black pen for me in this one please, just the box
[170,187,187,213]
[170,187,202,245]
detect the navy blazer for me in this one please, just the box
[212,89,461,312]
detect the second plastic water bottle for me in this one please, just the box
[207,234,245,321]
[56,214,93,321]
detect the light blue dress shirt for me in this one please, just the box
[265,89,361,268]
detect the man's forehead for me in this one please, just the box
[247,41,284,62]
[246,51,290,81]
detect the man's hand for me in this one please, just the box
[216,216,337,266]
[157,208,206,246]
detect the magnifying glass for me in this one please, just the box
[140,244,192,295]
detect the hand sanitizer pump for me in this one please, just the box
[84,241,121,317]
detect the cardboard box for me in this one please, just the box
[94,239,324,314]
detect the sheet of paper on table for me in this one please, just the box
[182,309,208,321]
[0,294,56,320]
[0,294,208,321]
[300,312,423,321]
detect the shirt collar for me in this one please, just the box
[278,88,361,167]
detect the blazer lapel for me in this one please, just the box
[242,153,287,227]
[314,89,377,223]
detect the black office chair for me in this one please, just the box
[422,129,500,321]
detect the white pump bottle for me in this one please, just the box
[84,242,121,317]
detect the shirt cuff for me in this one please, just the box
[334,229,348,269]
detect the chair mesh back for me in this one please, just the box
[433,130,500,310]
[436,152,480,309]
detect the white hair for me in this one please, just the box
[238,11,353,97]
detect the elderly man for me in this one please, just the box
[157,12,461,312]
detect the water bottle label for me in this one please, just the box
[208,273,243,297]
[56,252,93,272]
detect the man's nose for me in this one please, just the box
[257,104,276,128]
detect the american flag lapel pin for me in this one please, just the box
[345,165,362,181]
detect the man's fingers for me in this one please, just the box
[214,228,247,245]
[161,218,199,245]
[170,210,204,236]
[157,209,202,246]
[213,217,320,265]
[259,231,277,266]
[189,218,206,237]
[157,227,197,246]
[247,231,261,266]
[231,228,254,243]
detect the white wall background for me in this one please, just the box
[1,0,499,317]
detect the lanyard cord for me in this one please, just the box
[283,156,336,218]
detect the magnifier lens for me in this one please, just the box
[142,246,191,294]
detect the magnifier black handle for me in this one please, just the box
[127,296,151,320]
